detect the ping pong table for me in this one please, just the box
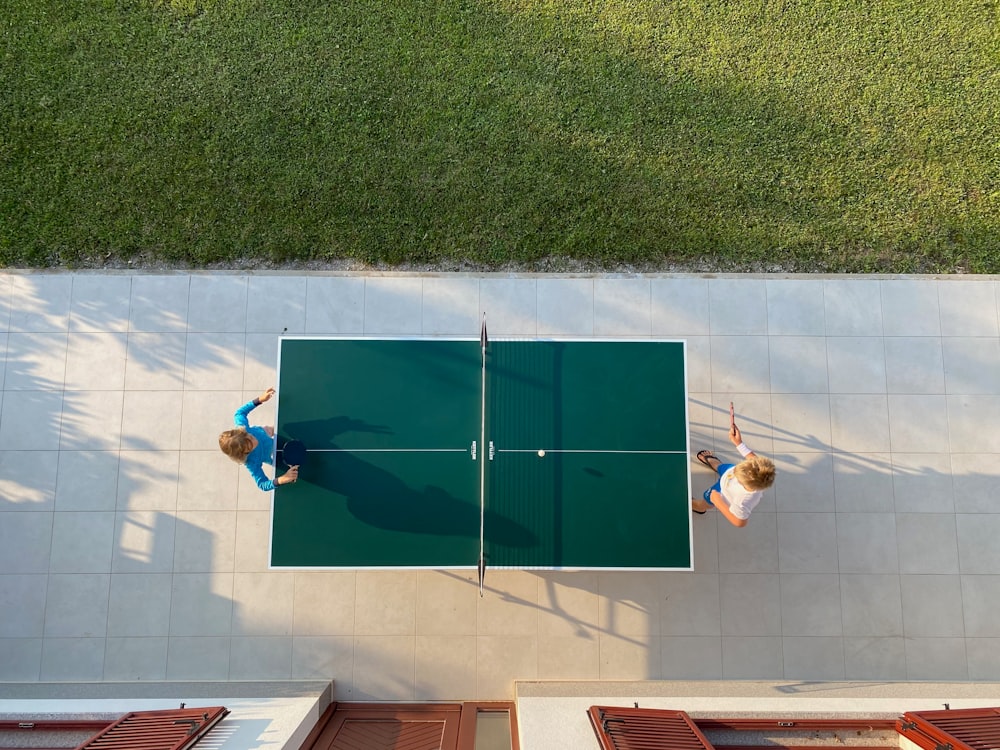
[269,333,691,572]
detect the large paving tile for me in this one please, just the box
[651,278,710,336]
[768,337,827,393]
[0,638,42,680]
[943,338,1000,394]
[823,279,882,336]
[479,278,537,335]
[112,510,177,574]
[0,512,52,573]
[770,394,831,454]
[364,277,423,334]
[537,635,600,680]
[231,572,295,636]
[904,637,968,680]
[478,635,537,698]
[166,636,231,680]
[598,633,659,680]
[900,575,965,637]
[291,635,354,685]
[65,332,127,391]
[69,274,132,332]
[477,571,538,636]
[0,391,63,450]
[124,333,186,390]
[890,453,953,513]
[304,276,366,334]
[593,278,651,336]
[948,395,1000,453]
[720,574,780,635]
[230,636,293,679]
[43,574,110,638]
[4,332,68,390]
[293,571,358,636]
[414,635,478,699]
[844,637,907,680]
[354,570,417,636]
[956,514,1000,573]
[661,636,722,679]
[831,453,895,513]
[961,575,1000,637]
[896,514,960,574]
[708,279,766,335]
[782,636,845,679]
[103,636,168,680]
[659,573,721,636]
[187,275,248,333]
[840,575,903,637]
[0,575,48,637]
[107,573,173,637]
[247,276,307,333]
[354,635,416,700]
[39,637,105,680]
[49,511,115,573]
[884,337,945,394]
[129,275,189,332]
[765,279,826,335]
[967,638,1000,680]
[183,333,246,391]
[721,636,783,679]
[938,280,999,336]
[173,511,237,573]
[537,572,599,638]
[779,574,843,636]
[830,395,890,452]
[116,451,180,511]
[168,573,235,637]
[952,454,1000,513]
[837,513,898,573]
[777,513,838,573]
[710,336,770,394]
[60,390,123,451]
[121,391,182,450]
[175,452,240,511]
[774,453,834,512]
[717,513,778,573]
[881,280,941,336]
[421,277,480,335]
[597,572,661,636]
[56,451,120,511]
[536,278,594,336]
[10,275,72,332]
[887,396,950,452]
[826,337,886,393]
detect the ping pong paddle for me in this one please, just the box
[280,439,307,468]
[729,402,736,431]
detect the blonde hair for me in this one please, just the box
[733,454,776,491]
[219,427,255,463]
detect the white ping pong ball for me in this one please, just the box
[538,450,545,457]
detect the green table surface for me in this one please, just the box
[271,338,690,570]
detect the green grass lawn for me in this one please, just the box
[2,0,998,271]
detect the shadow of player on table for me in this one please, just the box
[281,417,537,548]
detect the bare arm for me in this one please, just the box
[709,490,749,527]
[729,425,758,458]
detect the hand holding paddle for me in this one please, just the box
[279,466,299,485]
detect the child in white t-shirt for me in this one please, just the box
[692,424,775,527]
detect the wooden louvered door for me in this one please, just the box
[305,704,461,750]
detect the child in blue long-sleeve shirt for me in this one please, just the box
[219,387,298,490]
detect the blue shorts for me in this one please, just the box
[703,463,736,506]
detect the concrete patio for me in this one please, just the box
[1,271,999,700]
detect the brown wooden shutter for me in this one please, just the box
[589,706,715,750]
[73,706,228,750]
[897,707,1000,750]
